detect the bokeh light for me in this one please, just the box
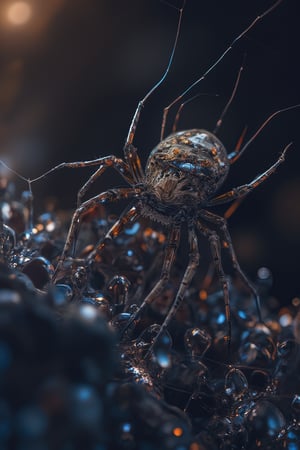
[6,1,32,26]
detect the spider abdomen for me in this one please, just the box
[145,129,230,208]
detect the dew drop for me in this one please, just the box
[107,275,130,309]
[247,400,286,438]
[224,368,248,400]
[184,327,212,360]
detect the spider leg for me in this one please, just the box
[145,224,199,358]
[208,142,292,206]
[198,198,246,300]
[53,187,140,281]
[123,144,145,184]
[160,0,283,140]
[228,105,299,164]
[87,205,140,261]
[213,61,244,135]
[199,209,262,322]
[120,224,181,339]
[197,220,232,351]
[76,157,135,206]
[124,2,185,178]
[30,156,134,206]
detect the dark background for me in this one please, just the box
[0,0,299,304]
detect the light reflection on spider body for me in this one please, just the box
[144,129,229,212]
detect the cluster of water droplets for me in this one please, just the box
[0,171,300,449]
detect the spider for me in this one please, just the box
[21,0,296,349]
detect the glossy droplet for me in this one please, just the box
[22,257,54,289]
[184,327,212,360]
[224,368,248,400]
[93,293,113,319]
[110,312,132,333]
[107,275,130,308]
[247,400,286,438]
[239,327,276,365]
[249,370,271,391]
[238,342,259,364]
[53,284,73,306]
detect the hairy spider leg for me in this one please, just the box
[30,156,134,206]
[199,209,262,322]
[145,225,199,359]
[120,224,181,339]
[209,142,292,206]
[171,93,209,134]
[213,62,244,135]
[123,144,145,184]
[52,187,140,281]
[171,60,244,134]
[124,0,185,154]
[86,205,140,261]
[197,220,232,350]
[228,105,300,164]
[198,193,248,301]
[160,0,283,140]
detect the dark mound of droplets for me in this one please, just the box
[0,180,300,449]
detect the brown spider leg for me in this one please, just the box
[123,144,145,184]
[198,197,246,300]
[87,205,140,262]
[161,0,283,140]
[199,209,262,322]
[53,187,140,281]
[228,105,299,164]
[172,93,208,133]
[197,220,232,352]
[208,142,292,207]
[172,60,244,136]
[213,61,244,135]
[29,156,134,205]
[120,224,181,339]
[124,2,185,177]
[145,225,199,359]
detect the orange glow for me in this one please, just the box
[199,289,208,301]
[172,427,183,437]
[6,1,32,25]
[190,443,202,450]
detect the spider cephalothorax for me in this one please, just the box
[145,130,229,210]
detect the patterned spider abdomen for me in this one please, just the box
[145,129,230,209]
